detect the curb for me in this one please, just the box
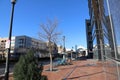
[0,73,13,80]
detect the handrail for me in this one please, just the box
[103,55,120,64]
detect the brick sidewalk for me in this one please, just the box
[42,60,105,80]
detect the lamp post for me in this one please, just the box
[5,0,16,80]
[63,36,66,59]
[71,47,73,60]
[75,45,77,58]
[63,36,65,53]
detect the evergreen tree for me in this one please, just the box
[13,50,46,80]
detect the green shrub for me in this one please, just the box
[13,50,47,80]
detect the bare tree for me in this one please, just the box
[38,18,61,71]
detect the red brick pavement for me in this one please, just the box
[42,60,105,80]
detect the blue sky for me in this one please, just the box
[0,0,89,49]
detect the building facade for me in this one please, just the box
[86,19,93,58]
[87,0,120,79]
[0,35,53,58]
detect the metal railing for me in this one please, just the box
[103,55,120,80]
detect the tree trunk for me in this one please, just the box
[49,52,53,71]
[49,40,53,71]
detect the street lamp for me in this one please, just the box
[63,36,66,59]
[5,0,16,80]
[63,36,65,53]
[71,47,73,60]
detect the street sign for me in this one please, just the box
[5,40,10,49]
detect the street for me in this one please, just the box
[0,63,15,75]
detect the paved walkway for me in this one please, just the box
[42,60,105,80]
[6,59,105,80]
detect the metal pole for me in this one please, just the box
[71,47,73,60]
[63,36,65,52]
[75,45,77,58]
[5,2,15,80]
[63,36,65,59]
[106,0,120,79]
